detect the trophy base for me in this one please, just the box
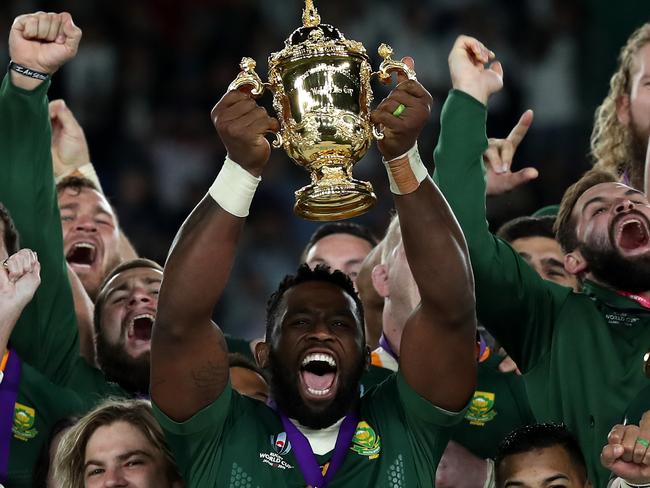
[294,178,377,221]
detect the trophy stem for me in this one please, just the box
[294,157,376,221]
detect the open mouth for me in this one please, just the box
[128,314,154,342]
[616,217,650,252]
[300,352,338,398]
[66,242,97,267]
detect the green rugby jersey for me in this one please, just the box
[624,383,650,425]
[433,89,650,487]
[448,352,535,459]
[154,372,464,487]
[0,75,129,485]
[7,356,91,488]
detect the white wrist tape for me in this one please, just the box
[208,156,261,217]
[55,162,103,193]
[620,479,650,488]
[383,144,428,195]
[483,458,495,488]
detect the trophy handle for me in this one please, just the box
[228,57,283,148]
[228,57,267,96]
[371,44,418,140]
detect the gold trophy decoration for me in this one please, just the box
[228,0,416,221]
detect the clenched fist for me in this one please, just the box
[9,12,81,89]
[448,35,502,106]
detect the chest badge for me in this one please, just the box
[465,391,497,426]
[350,421,381,459]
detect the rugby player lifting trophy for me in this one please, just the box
[229,0,417,220]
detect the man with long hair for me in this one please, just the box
[591,24,650,190]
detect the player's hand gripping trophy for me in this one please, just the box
[229,0,417,221]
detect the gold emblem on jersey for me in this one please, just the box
[12,402,38,441]
[465,391,497,426]
[350,421,381,459]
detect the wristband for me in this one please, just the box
[383,144,428,195]
[620,479,650,488]
[8,61,50,81]
[483,458,496,488]
[208,156,261,217]
[56,163,104,193]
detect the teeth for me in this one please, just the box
[130,313,155,326]
[307,387,331,396]
[74,242,96,250]
[301,353,336,368]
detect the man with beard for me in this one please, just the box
[433,34,650,487]
[592,23,650,191]
[151,59,478,485]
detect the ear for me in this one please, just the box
[564,250,588,276]
[364,345,371,371]
[616,94,631,126]
[255,341,270,369]
[371,264,390,298]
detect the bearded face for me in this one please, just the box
[579,208,650,292]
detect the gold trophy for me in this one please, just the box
[228,0,416,221]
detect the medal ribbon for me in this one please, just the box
[278,411,358,488]
[617,290,650,309]
[378,334,399,362]
[0,350,21,483]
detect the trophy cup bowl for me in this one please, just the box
[228,1,416,221]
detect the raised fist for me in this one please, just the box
[49,99,90,177]
[9,12,82,77]
[1,249,41,316]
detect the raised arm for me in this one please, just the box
[432,36,570,372]
[0,12,83,384]
[151,90,279,421]
[370,60,477,411]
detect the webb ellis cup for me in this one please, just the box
[229,0,416,221]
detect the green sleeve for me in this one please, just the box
[0,74,80,385]
[432,89,571,372]
[624,384,650,426]
[152,384,234,483]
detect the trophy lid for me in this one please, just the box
[270,0,368,65]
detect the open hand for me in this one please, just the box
[485,110,538,195]
[448,35,502,105]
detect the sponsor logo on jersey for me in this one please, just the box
[13,403,38,441]
[270,431,292,455]
[465,391,497,426]
[350,421,381,459]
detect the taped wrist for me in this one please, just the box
[55,162,103,194]
[208,156,261,217]
[383,144,428,194]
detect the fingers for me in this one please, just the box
[3,249,39,283]
[396,56,415,85]
[453,35,494,65]
[620,425,641,462]
[601,443,625,469]
[60,12,82,48]
[507,110,534,149]
[48,99,80,130]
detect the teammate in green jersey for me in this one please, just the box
[433,34,650,487]
[151,57,478,486]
